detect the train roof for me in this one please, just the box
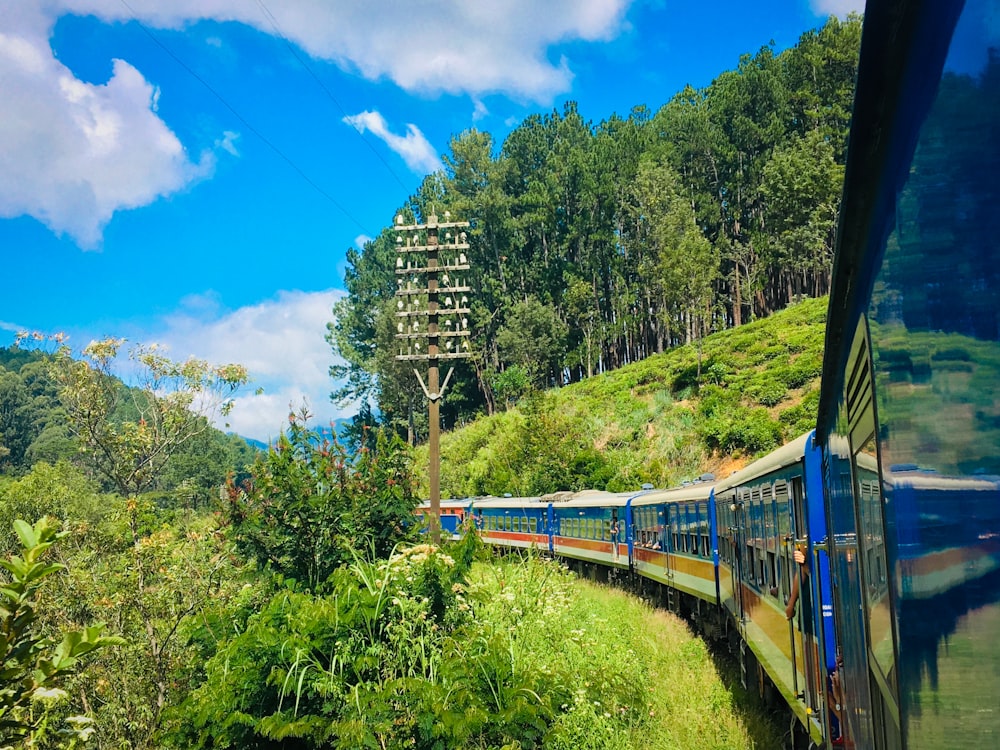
[713,432,812,494]
[631,482,715,506]
[470,496,545,509]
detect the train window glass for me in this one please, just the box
[790,477,806,541]
[514,517,521,533]
[775,480,791,541]
[603,519,611,541]
[504,516,511,532]
[529,517,537,534]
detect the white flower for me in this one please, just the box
[31,687,69,705]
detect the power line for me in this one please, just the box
[253,0,413,193]
[117,0,374,236]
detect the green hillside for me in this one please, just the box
[421,296,828,498]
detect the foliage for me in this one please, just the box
[328,16,862,431]
[0,518,123,747]
[172,546,772,750]
[495,298,569,389]
[50,338,249,498]
[225,413,420,591]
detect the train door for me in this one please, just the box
[662,504,675,582]
[731,489,749,624]
[788,475,821,715]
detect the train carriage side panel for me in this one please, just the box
[816,1,1000,747]
[713,433,829,746]
[630,484,718,605]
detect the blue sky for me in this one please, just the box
[0,0,863,440]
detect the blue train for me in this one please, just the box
[420,1,1000,746]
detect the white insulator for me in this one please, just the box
[459,253,467,264]
[446,340,453,350]
[444,296,452,306]
[397,299,403,309]
[413,321,419,332]
[397,322,404,333]
[462,340,470,350]
[462,317,468,329]
[442,273,450,284]
[396,257,403,268]
[461,295,468,305]
[445,319,453,327]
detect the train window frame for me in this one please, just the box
[529,517,537,534]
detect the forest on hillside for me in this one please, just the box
[0,346,256,497]
[329,15,862,441]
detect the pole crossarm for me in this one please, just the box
[390,211,472,544]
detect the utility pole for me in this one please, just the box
[393,211,472,543]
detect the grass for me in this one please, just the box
[469,552,784,749]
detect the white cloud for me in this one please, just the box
[0,319,26,333]
[215,130,240,156]
[152,289,350,440]
[1,1,630,246]
[0,5,213,248]
[472,99,489,122]
[58,0,629,101]
[343,110,441,174]
[809,0,866,16]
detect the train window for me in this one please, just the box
[504,515,511,532]
[767,551,777,595]
[514,517,521,533]
[529,517,537,534]
[790,476,806,540]
[603,519,610,541]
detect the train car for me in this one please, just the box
[816,0,1000,747]
[712,432,837,747]
[550,490,639,569]
[629,482,719,617]
[474,496,550,551]
[415,499,474,537]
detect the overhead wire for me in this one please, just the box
[253,0,413,193]
[116,0,374,236]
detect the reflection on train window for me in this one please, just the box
[529,518,537,534]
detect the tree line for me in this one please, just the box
[328,15,861,440]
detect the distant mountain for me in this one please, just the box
[238,418,352,451]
